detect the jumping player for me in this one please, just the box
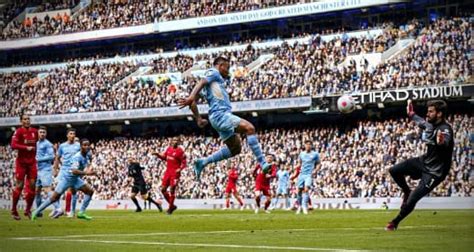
[11,113,38,220]
[127,157,162,212]
[385,100,454,231]
[253,154,277,214]
[178,56,270,180]
[223,160,244,210]
[153,137,186,215]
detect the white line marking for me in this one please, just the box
[10,237,370,252]
[11,225,463,240]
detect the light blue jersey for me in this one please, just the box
[201,68,241,141]
[54,151,90,194]
[297,150,320,188]
[36,139,55,187]
[202,68,232,115]
[57,142,80,178]
[37,139,54,170]
[299,151,319,176]
[276,170,290,195]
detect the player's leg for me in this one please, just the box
[35,177,43,210]
[77,182,94,220]
[224,192,231,209]
[69,189,78,217]
[142,189,163,212]
[65,189,72,214]
[167,183,178,214]
[232,190,244,209]
[11,161,27,219]
[389,157,423,207]
[254,190,261,214]
[32,179,66,220]
[387,173,444,230]
[263,189,272,212]
[24,163,37,217]
[161,175,171,204]
[235,118,269,169]
[130,187,141,212]
[196,135,240,178]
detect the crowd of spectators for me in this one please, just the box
[1,114,472,201]
[0,0,314,40]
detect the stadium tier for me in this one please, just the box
[0,17,471,120]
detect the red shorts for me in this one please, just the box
[161,173,179,188]
[255,184,270,196]
[225,184,237,194]
[15,160,37,182]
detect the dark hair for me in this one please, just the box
[19,111,29,120]
[305,140,312,145]
[80,138,90,144]
[427,100,447,117]
[67,128,76,134]
[213,56,229,66]
[39,126,47,131]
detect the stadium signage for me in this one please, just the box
[351,85,468,104]
[0,96,311,127]
[160,0,400,32]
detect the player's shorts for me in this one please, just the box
[209,112,242,141]
[255,185,271,196]
[132,182,149,195]
[54,177,85,194]
[15,160,37,182]
[161,173,180,188]
[276,185,289,195]
[297,174,312,189]
[36,168,53,187]
[225,184,237,194]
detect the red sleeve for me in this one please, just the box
[270,165,277,178]
[290,166,300,180]
[11,129,28,150]
[253,165,260,177]
[157,148,167,160]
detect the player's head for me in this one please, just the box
[265,154,274,163]
[66,128,76,142]
[304,140,312,152]
[213,56,230,79]
[171,137,180,148]
[426,100,447,124]
[79,138,90,153]
[19,112,31,128]
[38,126,47,140]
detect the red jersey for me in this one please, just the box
[159,146,186,175]
[11,127,38,164]
[227,167,239,186]
[290,166,301,181]
[253,164,277,188]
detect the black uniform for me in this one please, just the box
[128,162,148,194]
[389,114,454,225]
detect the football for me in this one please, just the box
[337,94,356,114]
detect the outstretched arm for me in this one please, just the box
[407,99,432,129]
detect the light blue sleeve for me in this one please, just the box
[204,69,219,84]
[314,152,320,163]
[37,143,55,162]
[57,144,63,158]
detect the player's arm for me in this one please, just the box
[178,153,187,173]
[253,165,259,177]
[53,145,62,172]
[152,151,166,160]
[178,78,208,109]
[71,161,96,176]
[11,130,33,151]
[407,99,432,129]
[189,101,208,128]
[37,144,55,162]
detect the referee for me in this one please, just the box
[386,100,454,231]
[128,157,162,212]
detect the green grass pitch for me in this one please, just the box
[1,209,473,251]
